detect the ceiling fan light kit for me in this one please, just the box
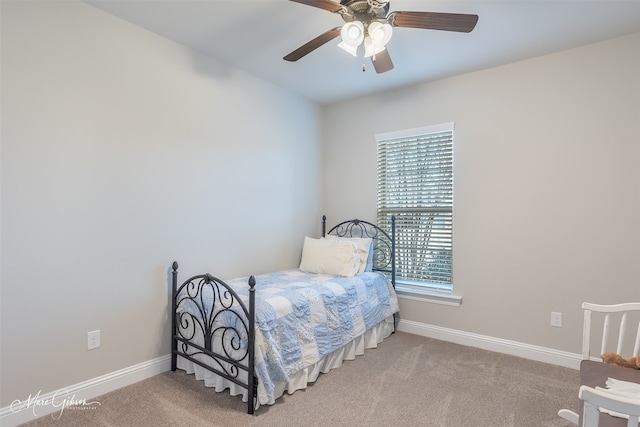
[338,20,391,58]
[285,0,479,74]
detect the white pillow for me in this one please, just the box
[299,236,360,278]
[325,235,372,274]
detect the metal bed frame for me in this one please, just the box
[171,215,396,414]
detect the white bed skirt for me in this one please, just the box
[177,315,396,408]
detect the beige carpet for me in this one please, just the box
[19,332,579,427]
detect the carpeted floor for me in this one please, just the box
[19,332,580,427]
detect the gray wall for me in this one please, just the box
[322,32,640,354]
[1,1,322,407]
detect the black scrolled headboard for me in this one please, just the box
[322,215,396,287]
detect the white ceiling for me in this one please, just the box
[85,0,640,105]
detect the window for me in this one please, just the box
[376,123,454,294]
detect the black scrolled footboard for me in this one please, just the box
[323,215,396,288]
[170,261,257,414]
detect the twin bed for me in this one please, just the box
[171,216,399,413]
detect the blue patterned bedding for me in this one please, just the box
[217,269,399,403]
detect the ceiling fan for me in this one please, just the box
[284,0,479,73]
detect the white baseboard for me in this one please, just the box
[0,354,171,427]
[397,319,581,370]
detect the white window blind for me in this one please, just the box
[376,123,453,287]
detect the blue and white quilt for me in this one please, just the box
[225,269,399,403]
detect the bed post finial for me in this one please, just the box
[172,261,178,272]
[322,215,326,237]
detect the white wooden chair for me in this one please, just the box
[558,302,640,426]
[579,384,640,427]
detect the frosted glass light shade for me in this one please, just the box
[338,41,359,57]
[340,21,364,46]
[368,21,392,46]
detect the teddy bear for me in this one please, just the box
[601,351,640,369]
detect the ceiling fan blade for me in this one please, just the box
[288,0,344,13]
[283,27,342,62]
[372,48,394,74]
[388,11,478,33]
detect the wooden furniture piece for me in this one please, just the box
[558,302,640,426]
[580,384,640,427]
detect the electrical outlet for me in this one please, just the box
[550,312,562,328]
[88,330,101,350]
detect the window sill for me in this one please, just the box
[395,283,462,307]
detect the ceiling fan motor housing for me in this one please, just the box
[340,0,390,24]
